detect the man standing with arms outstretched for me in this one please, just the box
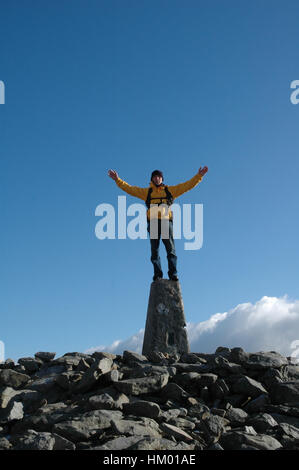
[108,166,208,281]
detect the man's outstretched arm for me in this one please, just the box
[108,169,148,201]
[167,166,208,199]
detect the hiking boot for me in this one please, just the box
[169,275,179,281]
[153,275,162,281]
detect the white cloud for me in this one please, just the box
[85,329,145,355]
[85,295,299,358]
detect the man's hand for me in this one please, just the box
[198,166,208,177]
[108,169,118,181]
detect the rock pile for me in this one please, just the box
[1,347,299,450]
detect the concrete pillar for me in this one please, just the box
[142,279,190,356]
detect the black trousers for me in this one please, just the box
[147,218,178,278]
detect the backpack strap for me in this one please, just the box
[145,186,173,208]
[164,186,173,206]
[146,187,153,209]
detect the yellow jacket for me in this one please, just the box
[115,171,203,220]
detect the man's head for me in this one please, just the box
[151,170,163,186]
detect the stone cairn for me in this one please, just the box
[1,348,299,450]
[142,280,189,357]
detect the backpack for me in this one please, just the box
[145,185,173,209]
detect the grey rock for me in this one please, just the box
[126,364,176,379]
[238,444,261,450]
[0,369,30,389]
[52,355,83,368]
[246,351,288,370]
[261,368,284,389]
[89,393,129,410]
[146,351,168,364]
[95,435,145,450]
[91,351,117,361]
[14,429,75,450]
[142,279,189,356]
[247,413,278,433]
[18,357,42,373]
[283,364,299,381]
[0,386,20,408]
[25,376,57,393]
[0,358,15,369]
[34,352,56,362]
[172,363,210,373]
[0,437,11,449]
[160,382,190,402]
[160,408,188,422]
[16,389,43,412]
[223,394,246,408]
[211,408,227,418]
[10,412,50,435]
[213,356,245,375]
[225,407,248,427]
[215,346,231,356]
[14,365,27,373]
[13,429,56,450]
[266,412,299,428]
[123,400,161,418]
[52,433,76,450]
[123,350,149,365]
[210,378,230,399]
[97,369,119,385]
[243,394,270,414]
[231,375,268,398]
[160,422,193,441]
[166,352,181,363]
[128,436,195,450]
[229,347,250,365]
[187,403,211,420]
[168,417,196,431]
[53,409,122,442]
[208,442,224,450]
[10,402,73,434]
[0,401,24,423]
[275,423,299,449]
[89,393,117,410]
[55,371,83,390]
[180,353,207,364]
[114,373,169,396]
[111,417,161,438]
[73,357,113,393]
[172,372,201,391]
[33,364,66,378]
[91,388,130,410]
[270,381,299,405]
[76,358,90,372]
[198,413,229,441]
[63,352,92,359]
[264,404,299,418]
[197,373,218,387]
[231,425,257,435]
[220,430,282,450]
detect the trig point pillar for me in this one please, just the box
[142,279,190,356]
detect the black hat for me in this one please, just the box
[151,170,163,181]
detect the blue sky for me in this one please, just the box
[1,1,299,361]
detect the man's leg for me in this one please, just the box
[161,219,178,278]
[147,219,163,279]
